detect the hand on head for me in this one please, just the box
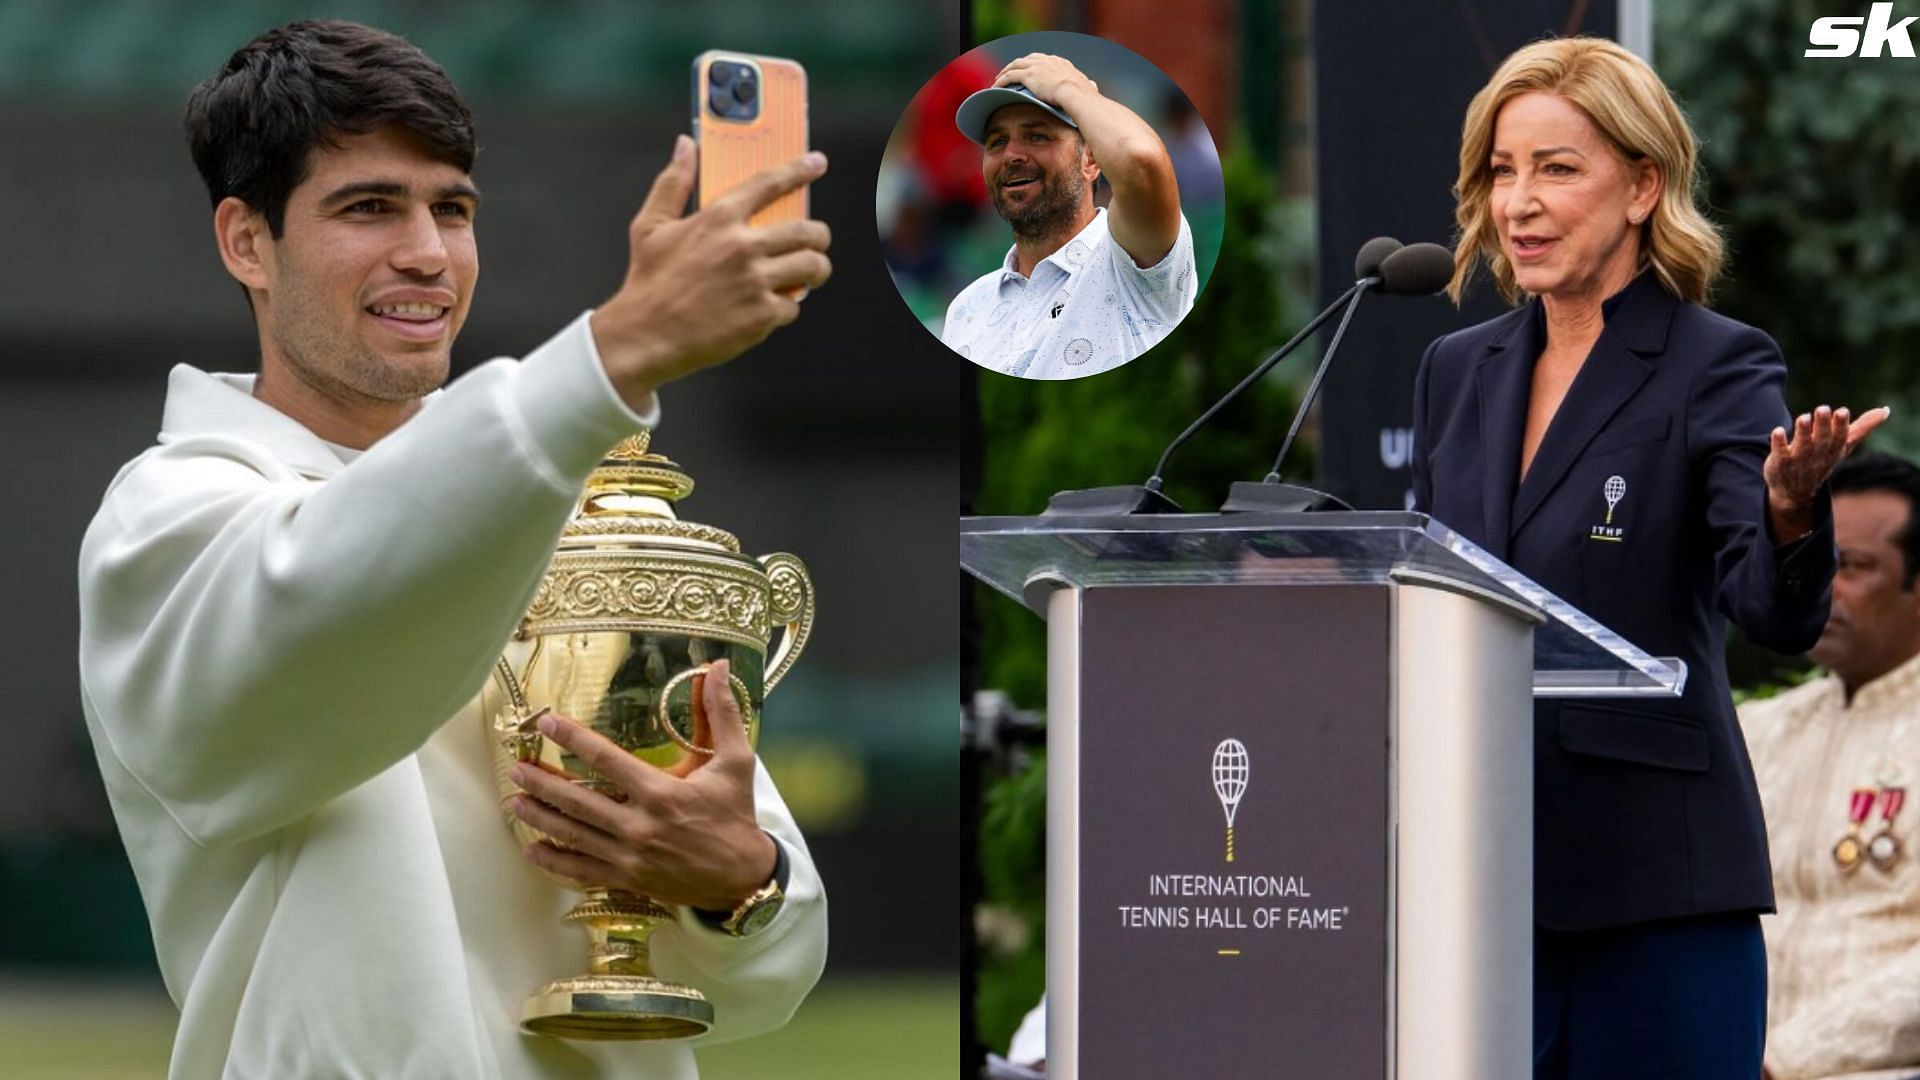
[992,53,1097,105]
[590,137,833,410]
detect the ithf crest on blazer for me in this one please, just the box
[1590,474,1628,541]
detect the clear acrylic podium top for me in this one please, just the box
[960,510,1685,699]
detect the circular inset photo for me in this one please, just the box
[879,31,1224,381]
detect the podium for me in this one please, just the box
[961,511,1684,1080]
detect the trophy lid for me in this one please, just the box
[562,432,741,554]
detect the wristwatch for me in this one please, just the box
[696,834,789,938]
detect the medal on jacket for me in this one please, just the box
[1834,787,1876,872]
[1868,786,1906,872]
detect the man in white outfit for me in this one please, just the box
[940,53,1197,380]
[76,20,833,1078]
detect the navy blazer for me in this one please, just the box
[1411,272,1836,932]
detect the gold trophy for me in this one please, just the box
[482,432,814,1040]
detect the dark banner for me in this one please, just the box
[1076,584,1390,1076]
[1313,1,1624,510]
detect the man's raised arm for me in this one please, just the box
[996,53,1182,267]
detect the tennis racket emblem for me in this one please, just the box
[1212,739,1250,863]
[1603,475,1626,525]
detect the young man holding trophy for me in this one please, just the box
[75,20,831,1077]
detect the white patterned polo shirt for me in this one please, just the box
[940,208,1197,380]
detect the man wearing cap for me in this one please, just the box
[942,53,1196,380]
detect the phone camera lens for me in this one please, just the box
[709,62,732,86]
[732,74,757,104]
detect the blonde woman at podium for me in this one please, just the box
[1409,38,1885,1080]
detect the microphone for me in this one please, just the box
[1040,237,1405,516]
[1353,235,1401,281]
[1220,242,1453,513]
[1378,242,1454,295]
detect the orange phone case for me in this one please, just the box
[693,51,809,226]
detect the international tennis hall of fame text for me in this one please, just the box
[1115,872,1351,933]
[1111,736,1355,944]
[1072,584,1388,1074]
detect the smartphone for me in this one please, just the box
[692,50,809,226]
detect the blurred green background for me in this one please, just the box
[0,976,952,1079]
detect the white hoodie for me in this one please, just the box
[77,313,826,1079]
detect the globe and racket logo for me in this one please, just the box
[1603,474,1626,525]
[1212,739,1249,863]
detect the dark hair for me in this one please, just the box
[184,20,475,237]
[1832,450,1920,588]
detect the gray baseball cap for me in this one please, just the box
[955,83,1078,145]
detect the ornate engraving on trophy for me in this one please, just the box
[479,432,813,1041]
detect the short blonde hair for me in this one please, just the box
[1447,37,1723,306]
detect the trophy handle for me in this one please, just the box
[492,654,549,762]
[653,665,755,756]
[758,552,814,695]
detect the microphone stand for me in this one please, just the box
[1219,283,1373,513]
[1041,278,1374,516]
